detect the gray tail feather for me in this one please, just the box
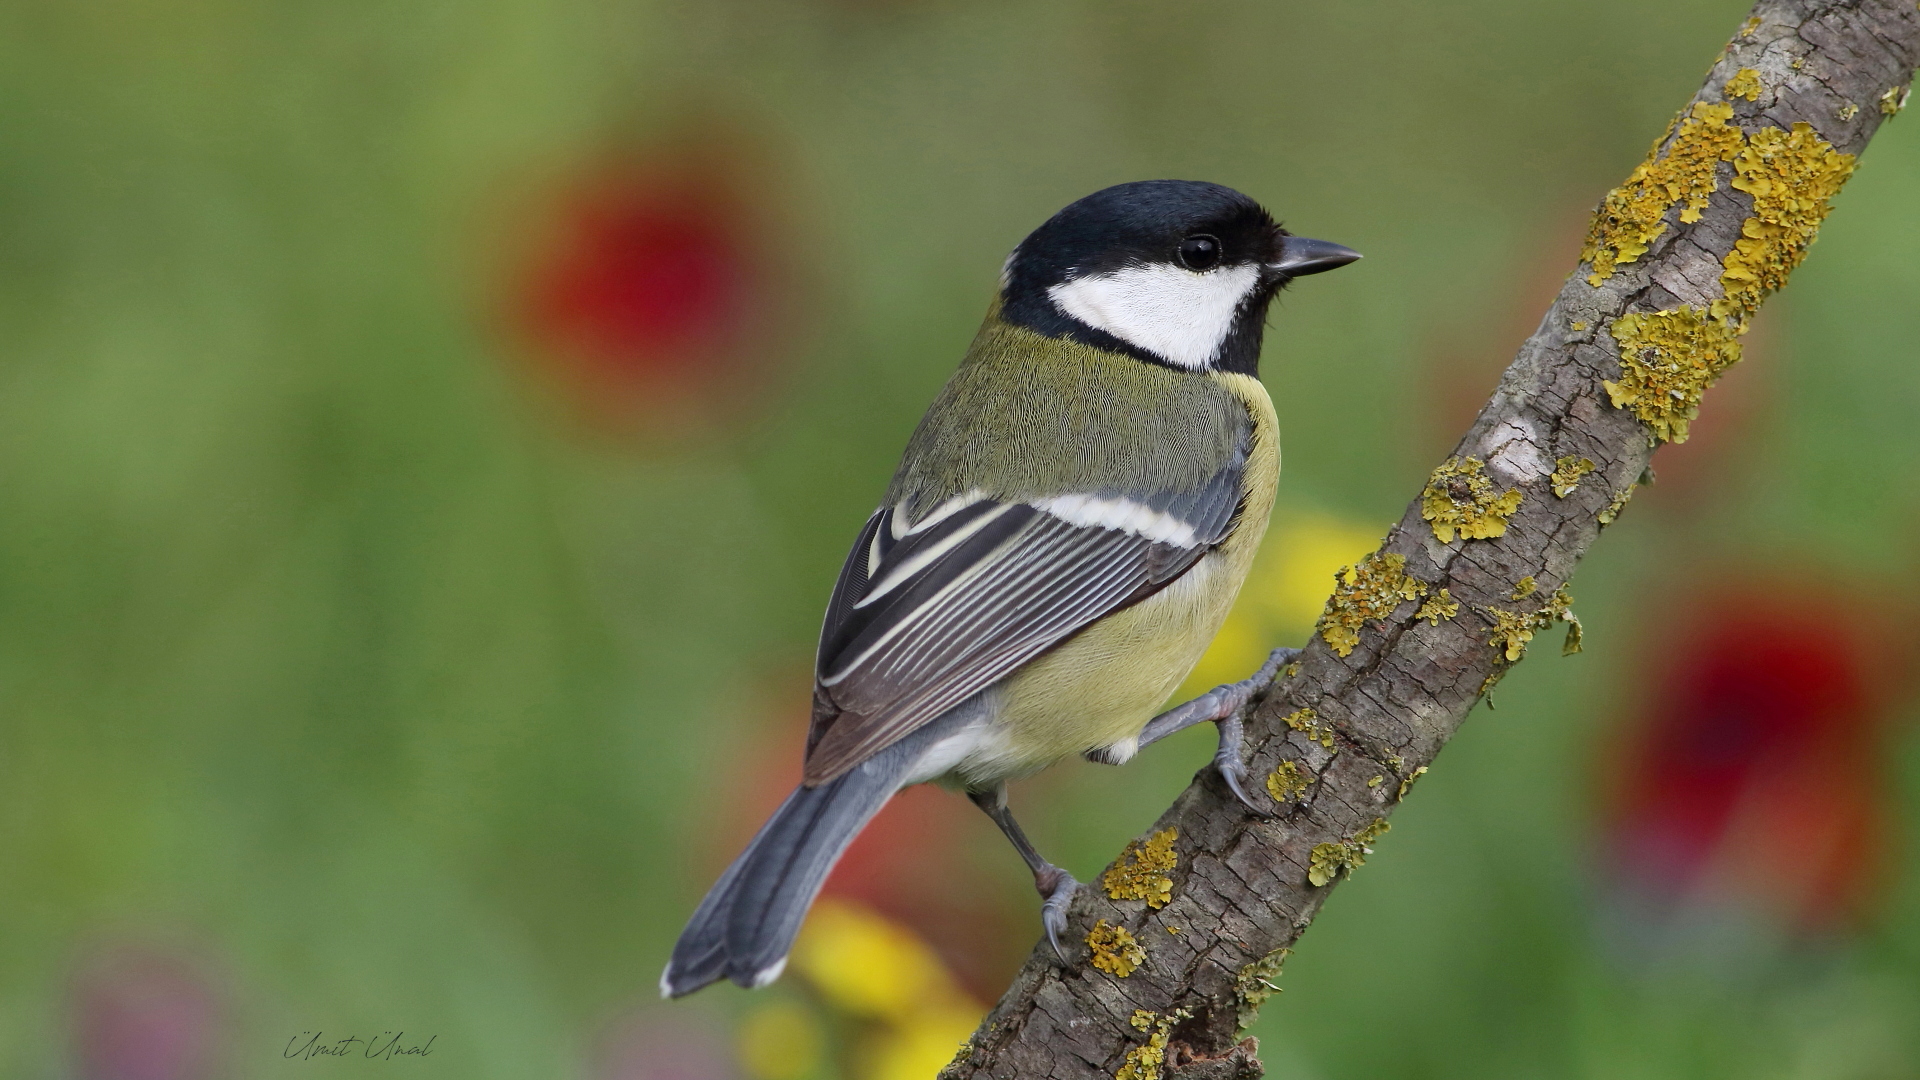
[659,751,913,998]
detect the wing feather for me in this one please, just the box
[805,441,1249,784]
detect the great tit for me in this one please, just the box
[662,179,1358,998]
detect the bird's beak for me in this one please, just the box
[1270,236,1362,277]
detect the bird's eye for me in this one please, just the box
[1177,234,1222,271]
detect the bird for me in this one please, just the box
[661,179,1358,998]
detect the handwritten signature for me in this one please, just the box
[284,1032,437,1061]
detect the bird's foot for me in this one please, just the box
[1210,647,1300,816]
[1034,864,1080,962]
[1136,647,1301,815]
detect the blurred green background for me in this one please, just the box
[5,1,1920,1077]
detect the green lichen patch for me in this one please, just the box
[1086,920,1146,977]
[1598,483,1635,525]
[1563,614,1585,655]
[1551,456,1595,497]
[940,1044,972,1076]
[1840,102,1861,121]
[1713,122,1857,321]
[1556,584,1584,654]
[1319,551,1425,655]
[1883,85,1909,116]
[1510,576,1538,600]
[1102,829,1178,909]
[1582,101,1742,283]
[1266,760,1313,804]
[1234,947,1290,1032]
[1421,457,1524,542]
[1397,766,1429,799]
[1723,67,1763,101]
[1605,307,1744,443]
[1308,819,1390,887]
[1479,670,1506,700]
[1483,584,1580,662]
[1282,707,1337,751]
[1415,588,1459,626]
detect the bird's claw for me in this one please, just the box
[1035,865,1079,962]
[1204,647,1299,817]
[1211,714,1275,818]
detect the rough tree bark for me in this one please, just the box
[944,2,1920,1077]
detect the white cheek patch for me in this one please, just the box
[1031,494,1199,547]
[1046,262,1262,370]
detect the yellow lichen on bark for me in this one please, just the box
[1414,588,1459,626]
[1102,829,1178,909]
[1115,1009,1189,1080]
[1550,455,1595,497]
[1265,760,1313,804]
[1307,819,1390,887]
[1485,609,1542,662]
[1086,921,1146,977]
[1281,707,1337,751]
[1582,101,1743,284]
[1318,551,1426,655]
[1712,123,1857,321]
[1723,67,1763,101]
[1605,307,1744,443]
[1421,457,1524,542]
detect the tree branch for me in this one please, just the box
[945,2,1920,1076]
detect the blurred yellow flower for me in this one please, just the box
[787,898,983,1079]
[791,899,957,1022]
[1180,511,1384,695]
[861,1002,980,1080]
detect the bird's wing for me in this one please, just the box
[804,440,1248,785]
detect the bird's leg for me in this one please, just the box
[1131,646,1300,815]
[967,784,1078,962]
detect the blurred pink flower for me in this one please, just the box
[593,1006,737,1080]
[70,944,226,1080]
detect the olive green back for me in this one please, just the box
[885,313,1249,517]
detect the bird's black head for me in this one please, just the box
[999,180,1358,376]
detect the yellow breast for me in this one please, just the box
[953,372,1280,785]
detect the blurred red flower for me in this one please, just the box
[510,137,791,425]
[526,173,751,375]
[1603,587,1894,939]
